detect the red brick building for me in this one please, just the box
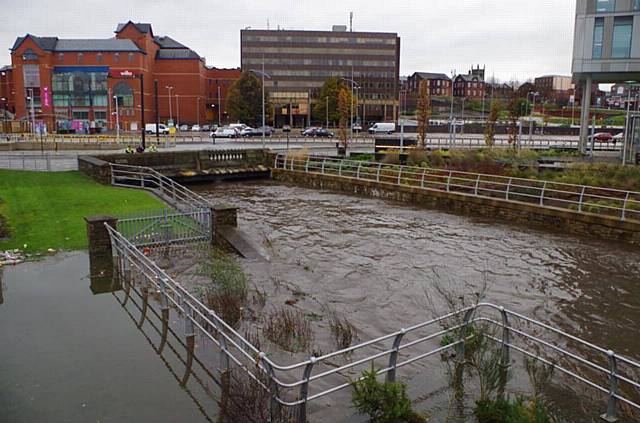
[407,72,452,97]
[0,66,15,117]
[453,65,486,99]
[6,21,239,132]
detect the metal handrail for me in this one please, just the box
[105,215,640,421]
[274,154,640,222]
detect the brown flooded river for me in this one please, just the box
[194,179,640,421]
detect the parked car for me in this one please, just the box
[588,132,613,142]
[212,127,239,138]
[304,128,334,138]
[178,124,189,131]
[368,122,396,134]
[302,127,319,136]
[145,123,169,134]
[253,126,274,136]
[201,125,210,132]
[282,125,292,133]
[191,124,201,132]
[240,127,255,137]
[352,123,363,132]
[229,123,249,132]
[613,132,624,142]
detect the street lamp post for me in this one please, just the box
[249,65,271,149]
[27,88,35,137]
[528,91,539,143]
[217,85,222,126]
[449,69,456,147]
[165,85,173,124]
[341,77,360,142]
[324,96,329,129]
[113,95,120,141]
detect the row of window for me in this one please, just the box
[596,0,640,12]
[242,35,397,46]
[56,52,136,64]
[243,57,396,67]
[593,16,634,58]
[268,69,396,78]
[52,71,108,93]
[243,46,396,56]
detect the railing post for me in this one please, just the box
[578,186,586,212]
[321,158,327,174]
[421,168,426,188]
[601,350,619,422]
[386,329,406,383]
[446,170,453,192]
[376,163,382,182]
[505,178,512,200]
[219,334,230,372]
[305,156,310,172]
[338,159,343,176]
[540,181,548,206]
[261,354,281,421]
[397,165,403,185]
[456,307,476,363]
[474,174,481,196]
[499,307,510,368]
[297,357,316,423]
[290,155,295,171]
[274,153,280,168]
[356,162,362,179]
[621,192,630,221]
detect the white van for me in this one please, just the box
[145,123,169,134]
[368,122,396,134]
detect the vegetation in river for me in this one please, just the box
[351,366,428,423]
[263,306,314,353]
[326,306,358,350]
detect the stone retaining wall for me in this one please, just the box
[272,169,640,245]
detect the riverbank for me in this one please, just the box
[0,170,164,253]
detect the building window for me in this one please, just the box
[23,64,40,87]
[612,16,633,58]
[128,53,134,63]
[113,82,134,107]
[58,53,64,62]
[596,0,615,12]
[636,0,640,10]
[593,17,605,58]
[77,53,83,64]
[96,53,103,62]
[114,53,120,62]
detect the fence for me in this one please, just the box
[110,163,212,212]
[375,136,621,151]
[105,219,640,422]
[116,208,211,247]
[2,133,205,144]
[0,153,78,171]
[274,154,640,222]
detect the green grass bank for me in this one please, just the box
[0,170,164,253]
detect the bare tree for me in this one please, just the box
[484,100,499,147]
[416,80,431,148]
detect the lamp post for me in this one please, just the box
[249,65,271,149]
[165,85,173,124]
[528,91,539,143]
[113,95,120,141]
[176,95,180,127]
[324,96,329,128]
[27,88,35,137]
[217,85,222,126]
[341,77,360,141]
[449,69,456,147]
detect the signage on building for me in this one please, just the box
[109,69,140,78]
[42,86,50,108]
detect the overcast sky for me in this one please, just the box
[0,0,577,82]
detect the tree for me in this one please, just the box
[506,95,527,147]
[484,100,499,147]
[313,77,354,127]
[338,87,350,150]
[416,81,431,148]
[226,71,263,127]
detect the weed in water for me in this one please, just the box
[263,306,314,353]
[327,308,358,350]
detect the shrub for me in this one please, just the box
[199,249,248,328]
[263,306,313,353]
[351,367,427,423]
[327,308,357,350]
[475,397,553,423]
[407,149,430,167]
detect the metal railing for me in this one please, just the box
[0,153,78,171]
[116,208,211,247]
[1,133,204,144]
[110,163,212,213]
[374,136,622,151]
[274,154,640,222]
[106,220,640,422]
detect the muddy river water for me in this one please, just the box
[2,179,639,422]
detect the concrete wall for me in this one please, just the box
[272,168,640,245]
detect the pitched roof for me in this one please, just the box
[456,74,483,82]
[413,72,451,81]
[153,36,187,49]
[11,35,141,53]
[115,21,153,35]
[11,35,58,51]
[54,39,141,52]
[156,48,201,60]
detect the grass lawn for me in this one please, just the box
[0,170,165,253]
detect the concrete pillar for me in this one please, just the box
[85,215,119,294]
[210,205,238,249]
[579,75,593,154]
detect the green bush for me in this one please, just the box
[352,367,427,423]
[475,397,553,423]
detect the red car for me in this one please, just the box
[589,132,613,142]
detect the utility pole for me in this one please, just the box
[176,95,180,127]
[28,88,35,137]
[217,85,221,126]
[249,60,271,149]
[113,95,120,141]
[196,97,200,126]
[154,79,159,145]
[325,96,329,128]
[449,69,456,147]
[165,85,173,124]
[307,89,311,128]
